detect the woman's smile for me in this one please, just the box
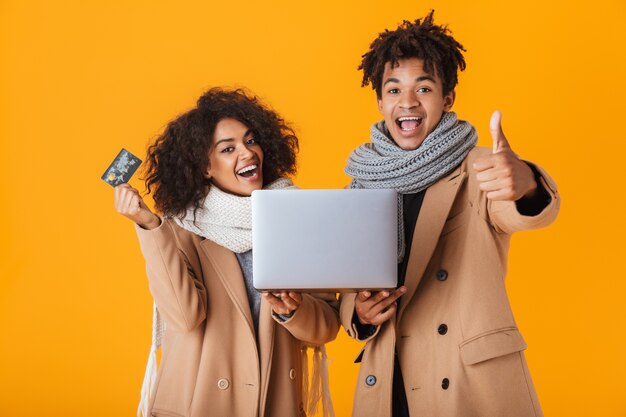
[207,118,264,196]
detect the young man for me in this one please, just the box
[340,11,559,417]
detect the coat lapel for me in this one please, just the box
[257,299,276,417]
[201,239,255,335]
[397,164,467,323]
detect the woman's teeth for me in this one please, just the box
[396,116,422,131]
[237,164,258,177]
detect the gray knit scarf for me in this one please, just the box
[345,112,477,261]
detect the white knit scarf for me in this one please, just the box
[173,177,295,252]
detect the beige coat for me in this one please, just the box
[340,147,560,417]
[135,219,340,417]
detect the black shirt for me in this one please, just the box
[393,192,425,417]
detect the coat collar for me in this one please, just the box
[201,239,256,334]
[397,162,467,322]
[200,239,276,408]
[257,299,276,416]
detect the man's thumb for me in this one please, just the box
[490,110,510,153]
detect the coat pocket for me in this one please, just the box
[151,409,186,417]
[441,207,470,236]
[459,327,527,365]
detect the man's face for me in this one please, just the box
[377,57,455,150]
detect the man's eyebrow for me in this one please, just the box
[382,75,436,86]
[214,129,253,146]
[415,75,436,83]
[383,77,401,86]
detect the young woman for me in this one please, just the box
[114,88,339,417]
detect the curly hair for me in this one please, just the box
[359,10,466,98]
[143,87,299,218]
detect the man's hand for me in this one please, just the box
[114,184,161,230]
[355,286,407,326]
[264,291,303,316]
[473,111,537,201]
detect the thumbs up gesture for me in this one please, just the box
[473,111,538,201]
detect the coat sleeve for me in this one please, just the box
[486,162,560,234]
[275,292,340,345]
[135,219,207,332]
[338,292,381,342]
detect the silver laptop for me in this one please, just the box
[252,189,397,292]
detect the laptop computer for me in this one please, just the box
[251,189,398,292]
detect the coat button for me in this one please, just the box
[438,324,448,335]
[436,269,448,281]
[289,368,296,380]
[365,375,377,386]
[217,378,230,390]
[441,378,450,390]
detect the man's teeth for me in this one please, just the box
[397,116,422,131]
[237,165,257,175]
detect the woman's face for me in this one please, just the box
[207,118,264,196]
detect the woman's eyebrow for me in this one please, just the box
[214,129,254,146]
[214,138,234,146]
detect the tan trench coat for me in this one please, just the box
[340,146,560,417]
[135,219,340,417]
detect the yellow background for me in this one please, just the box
[1,0,625,415]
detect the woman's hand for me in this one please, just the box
[114,184,161,230]
[264,291,303,317]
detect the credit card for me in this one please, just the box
[101,148,142,187]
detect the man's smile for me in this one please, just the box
[396,116,423,132]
